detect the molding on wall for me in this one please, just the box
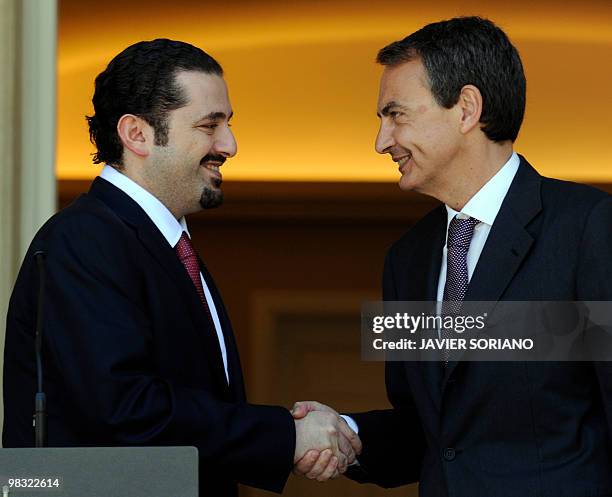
[248,289,378,403]
[58,178,612,223]
[59,179,439,222]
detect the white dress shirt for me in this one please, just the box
[343,152,520,436]
[99,165,229,383]
[436,152,520,302]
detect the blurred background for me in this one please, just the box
[1,0,611,495]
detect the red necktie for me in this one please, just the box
[175,232,213,321]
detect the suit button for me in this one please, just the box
[443,448,456,461]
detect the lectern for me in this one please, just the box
[0,446,198,496]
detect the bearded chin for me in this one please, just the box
[200,185,224,209]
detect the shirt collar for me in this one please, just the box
[445,152,520,228]
[100,165,190,247]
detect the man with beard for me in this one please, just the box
[3,39,360,496]
[293,17,612,496]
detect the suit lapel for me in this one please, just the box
[442,157,542,386]
[394,206,447,302]
[199,259,246,401]
[394,206,447,413]
[136,225,230,393]
[88,178,230,394]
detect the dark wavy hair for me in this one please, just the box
[377,17,526,143]
[86,38,223,166]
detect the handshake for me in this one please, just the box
[292,401,362,482]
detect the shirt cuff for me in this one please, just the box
[340,415,359,434]
[340,415,360,466]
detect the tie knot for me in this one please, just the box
[175,232,197,262]
[447,216,479,249]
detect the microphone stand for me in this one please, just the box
[33,251,47,448]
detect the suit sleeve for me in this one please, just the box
[346,250,426,487]
[576,195,612,445]
[40,213,294,493]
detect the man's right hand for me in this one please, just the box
[292,401,362,481]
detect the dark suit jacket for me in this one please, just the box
[348,156,612,497]
[3,177,296,496]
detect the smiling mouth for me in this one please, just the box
[201,162,222,176]
[202,163,221,172]
[201,162,223,188]
[394,153,412,172]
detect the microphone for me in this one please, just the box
[33,250,47,448]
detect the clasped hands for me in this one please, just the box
[292,401,362,481]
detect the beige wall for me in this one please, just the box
[0,0,57,445]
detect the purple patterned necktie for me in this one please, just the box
[441,216,480,362]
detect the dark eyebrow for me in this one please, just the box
[377,101,410,118]
[195,111,233,123]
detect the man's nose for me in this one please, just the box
[215,126,237,158]
[375,121,395,155]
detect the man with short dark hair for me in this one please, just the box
[3,39,360,496]
[294,17,612,496]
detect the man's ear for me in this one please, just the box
[458,84,483,135]
[116,114,152,158]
